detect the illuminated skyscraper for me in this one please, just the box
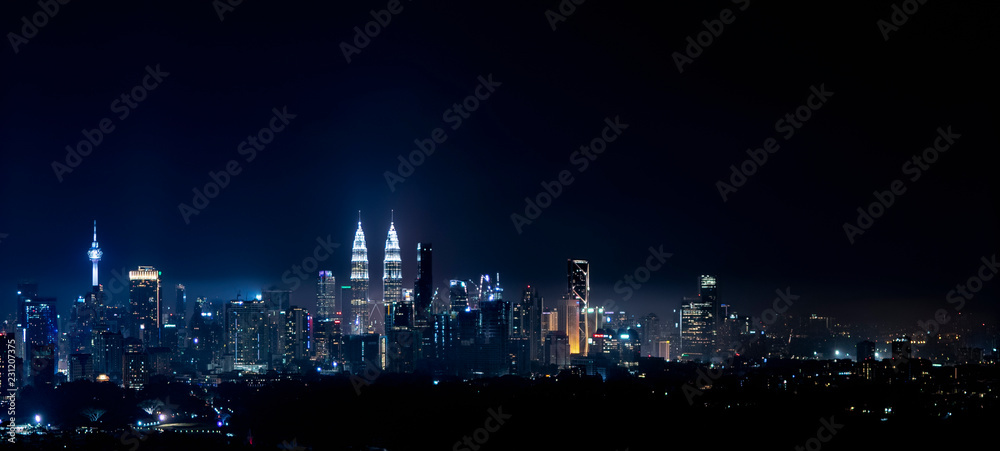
[129,266,161,347]
[317,271,337,322]
[449,280,469,312]
[350,215,370,335]
[698,275,719,354]
[411,241,432,319]
[568,259,590,355]
[175,284,186,325]
[383,218,413,370]
[382,217,402,336]
[225,298,267,371]
[680,296,712,361]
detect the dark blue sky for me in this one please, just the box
[1,0,997,327]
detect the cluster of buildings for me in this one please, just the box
[3,219,996,391]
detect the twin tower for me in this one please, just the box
[348,212,402,336]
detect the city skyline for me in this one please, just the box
[0,1,996,448]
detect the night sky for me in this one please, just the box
[1,0,996,327]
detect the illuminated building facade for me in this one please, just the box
[568,259,591,355]
[129,266,161,348]
[350,216,370,335]
[317,271,337,322]
[680,296,713,361]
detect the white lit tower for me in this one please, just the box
[383,214,403,334]
[88,220,102,289]
[350,213,370,335]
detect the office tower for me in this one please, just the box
[449,280,469,312]
[414,243,433,327]
[557,294,580,355]
[123,337,148,389]
[285,306,311,363]
[93,330,124,383]
[857,340,876,362]
[25,297,58,386]
[263,307,287,369]
[568,259,591,355]
[160,323,178,350]
[225,298,267,371]
[175,284,186,325]
[640,313,660,357]
[16,282,38,329]
[698,275,719,354]
[317,271,337,322]
[129,266,161,347]
[544,331,570,368]
[657,340,671,360]
[69,295,97,355]
[383,218,403,338]
[680,296,713,361]
[479,275,509,376]
[350,216,370,335]
[69,353,93,381]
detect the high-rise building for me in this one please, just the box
[640,313,660,357]
[69,353,94,381]
[128,266,161,348]
[350,216,370,335]
[449,280,469,312]
[225,298,267,371]
[857,340,876,362]
[414,243,433,327]
[383,218,403,338]
[25,297,58,386]
[568,259,591,355]
[317,271,337,322]
[92,330,123,383]
[123,337,148,389]
[479,275,509,376]
[557,294,580,355]
[175,284,186,326]
[680,296,713,361]
[698,275,719,354]
[285,306,311,363]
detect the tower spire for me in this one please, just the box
[87,220,103,288]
